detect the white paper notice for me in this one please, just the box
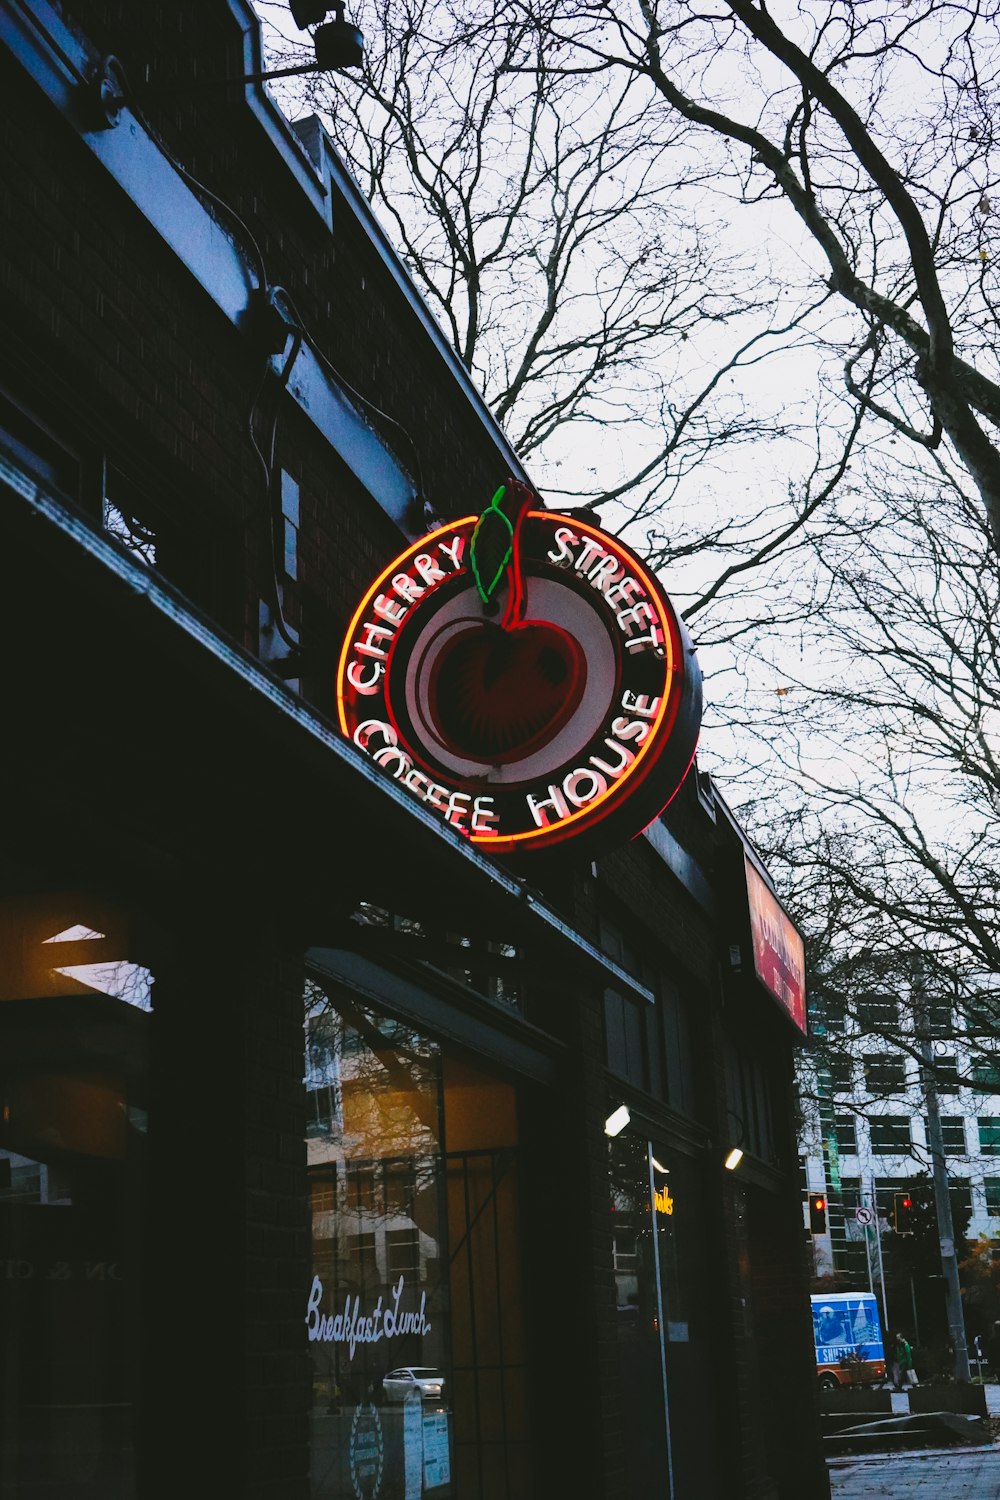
[404,1396,423,1500]
[422,1411,451,1490]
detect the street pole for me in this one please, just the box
[647,1142,675,1500]
[870,1177,890,1341]
[910,1273,921,1346]
[914,972,971,1382]
[862,1192,875,1303]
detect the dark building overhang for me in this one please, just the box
[0,467,653,1007]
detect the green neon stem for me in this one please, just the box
[469,485,514,606]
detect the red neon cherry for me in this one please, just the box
[431,619,587,763]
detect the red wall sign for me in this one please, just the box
[336,483,701,858]
[744,856,807,1034]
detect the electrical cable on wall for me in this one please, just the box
[249,323,305,652]
[277,290,428,517]
[104,61,268,292]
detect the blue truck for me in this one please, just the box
[811,1292,886,1388]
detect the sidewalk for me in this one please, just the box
[828,1385,1000,1497]
[884,1384,1000,1417]
[829,1446,1000,1497]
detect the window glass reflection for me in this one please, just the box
[648,1143,725,1500]
[609,1133,670,1493]
[305,981,453,1500]
[0,892,150,1498]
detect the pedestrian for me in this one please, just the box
[986,1319,1000,1380]
[892,1331,917,1390]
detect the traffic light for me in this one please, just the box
[808,1193,827,1235]
[893,1192,914,1234]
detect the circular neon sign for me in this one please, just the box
[336,483,701,857]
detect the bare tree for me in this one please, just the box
[733,458,1000,1122]
[255,0,860,612]
[482,0,1000,543]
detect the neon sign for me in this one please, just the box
[654,1185,674,1215]
[337,481,701,857]
[306,1274,431,1356]
[744,856,807,1034]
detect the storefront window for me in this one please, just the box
[0,891,151,1497]
[610,1132,671,1496]
[610,1134,724,1500]
[649,1146,723,1500]
[305,981,532,1499]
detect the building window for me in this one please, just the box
[601,918,665,1103]
[869,1117,912,1153]
[927,1005,953,1038]
[102,463,207,602]
[304,986,531,1497]
[834,1115,858,1152]
[661,978,695,1118]
[0,387,90,506]
[611,1211,638,1271]
[311,1174,335,1214]
[979,1119,1000,1155]
[0,888,152,1496]
[968,999,1000,1036]
[950,1183,973,1227]
[931,1117,967,1153]
[830,1058,853,1091]
[384,1160,417,1216]
[0,1161,42,1203]
[386,1229,421,1277]
[440,931,525,1011]
[821,1001,847,1035]
[349,905,525,1012]
[985,1180,1000,1215]
[856,999,899,1031]
[103,497,158,566]
[972,1056,1000,1092]
[346,1232,377,1277]
[729,1044,776,1164]
[863,1055,907,1091]
[927,1055,960,1094]
[346,1164,378,1212]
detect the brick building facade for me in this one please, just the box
[0,3,827,1496]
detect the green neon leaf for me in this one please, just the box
[470,485,514,605]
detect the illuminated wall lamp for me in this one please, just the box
[604,1104,631,1138]
[723,1107,746,1171]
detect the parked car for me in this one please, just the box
[382,1366,446,1403]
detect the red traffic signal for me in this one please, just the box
[808,1194,827,1235]
[893,1192,914,1233]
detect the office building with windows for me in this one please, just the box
[799,986,1000,1341]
